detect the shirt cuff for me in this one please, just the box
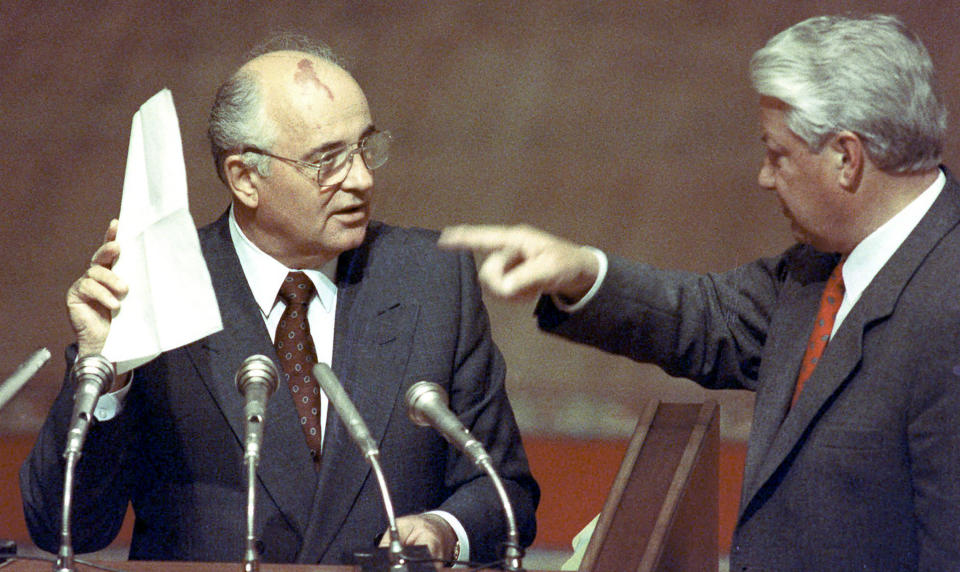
[551,247,608,313]
[426,510,470,565]
[93,370,133,421]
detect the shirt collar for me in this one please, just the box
[228,206,338,317]
[841,169,945,307]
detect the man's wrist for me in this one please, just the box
[554,247,608,312]
[423,510,467,564]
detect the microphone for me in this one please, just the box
[311,363,376,455]
[58,354,115,572]
[312,363,408,571]
[405,381,523,571]
[64,354,115,456]
[0,347,51,413]
[405,381,490,465]
[235,355,280,462]
[234,355,279,572]
[235,354,280,572]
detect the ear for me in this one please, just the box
[224,154,260,208]
[829,131,863,192]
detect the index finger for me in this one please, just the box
[438,224,523,254]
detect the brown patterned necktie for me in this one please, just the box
[792,262,845,406]
[275,271,324,465]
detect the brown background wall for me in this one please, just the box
[3,0,960,557]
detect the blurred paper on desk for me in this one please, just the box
[102,88,223,374]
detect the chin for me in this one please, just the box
[332,225,368,253]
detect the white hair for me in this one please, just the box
[750,14,946,173]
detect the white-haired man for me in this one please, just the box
[442,14,960,570]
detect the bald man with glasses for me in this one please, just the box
[22,38,538,567]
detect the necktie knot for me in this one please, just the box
[279,272,315,306]
[824,261,845,302]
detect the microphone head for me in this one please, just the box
[71,354,115,395]
[235,354,280,397]
[405,380,448,427]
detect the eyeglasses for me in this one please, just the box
[241,130,392,188]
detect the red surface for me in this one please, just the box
[1,433,745,554]
[522,434,745,552]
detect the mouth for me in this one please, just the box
[332,203,369,223]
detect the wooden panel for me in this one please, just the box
[580,401,719,572]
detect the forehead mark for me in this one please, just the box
[294,58,334,100]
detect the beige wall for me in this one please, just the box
[3,1,960,441]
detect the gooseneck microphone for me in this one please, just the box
[64,354,115,457]
[312,363,408,572]
[234,355,280,572]
[0,347,51,413]
[58,354,116,572]
[405,381,523,571]
[235,355,280,463]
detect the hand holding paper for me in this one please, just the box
[99,89,223,373]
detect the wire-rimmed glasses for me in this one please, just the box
[242,129,392,188]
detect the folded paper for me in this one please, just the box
[102,89,223,373]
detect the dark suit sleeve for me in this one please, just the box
[19,345,138,554]
[901,291,960,568]
[537,251,788,391]
[433,249,539,563]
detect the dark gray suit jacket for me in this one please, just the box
[538,173,960,570]
[21,212,538,564]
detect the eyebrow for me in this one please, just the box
[301,124,377,161]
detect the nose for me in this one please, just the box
[340,152,374,191]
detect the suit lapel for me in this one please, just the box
[298,224,420,562]
[188,212,318,539]
[740,172,960,520]
[740,275,825,504]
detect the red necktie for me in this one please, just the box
[792,262,845,406]
[275,272,324,466]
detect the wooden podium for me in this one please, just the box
[578,400,719,572]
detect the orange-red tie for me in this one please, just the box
[792,262,845,406]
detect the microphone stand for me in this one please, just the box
[405,381,523,571]
[478,459,522,571]
[56,354,114,572]
[311,364,409,572]
[243,456,259,572]
[55,453,80,572]
[235,355,280,572]
[369,449,407,572]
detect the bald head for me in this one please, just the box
[237,51,369,154]
[208,41,361,186]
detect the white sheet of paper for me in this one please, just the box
[101,89,223,374]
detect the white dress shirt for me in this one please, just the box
[833,170,945,333]
[228,207,338,448]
